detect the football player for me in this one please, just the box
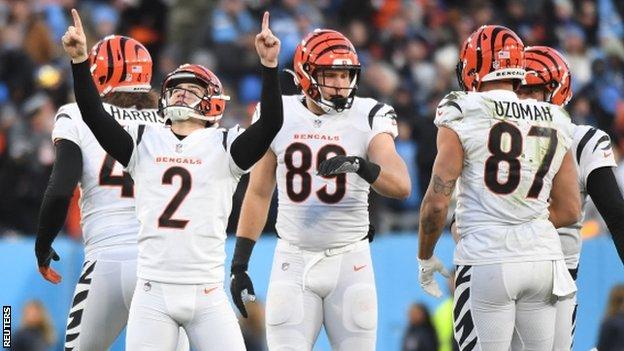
[417,25,581,350]
[514,45,624,351]
[33,33,187,350]
[229,29,411,350]
[61,9,283,350]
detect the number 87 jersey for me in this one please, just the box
[264,95,398,250]
[435,90,575,265]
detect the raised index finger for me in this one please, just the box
[71,8,83,31]
[261,11,269,31]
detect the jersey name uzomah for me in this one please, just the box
[493,100,554,121]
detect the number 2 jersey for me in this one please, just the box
[51,103,164,257]
[435,90,575,265]
[558,125,617,269]
[265,95,398,250]
[123,124,247,284]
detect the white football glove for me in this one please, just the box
[418,256,451,298]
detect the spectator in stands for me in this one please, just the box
[597,284,624,350]
[402,303,439,351]
[11,300,56,351]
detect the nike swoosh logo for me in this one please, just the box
[353,265,367,271]
[204,287,218,295]
[604,151,612,158]
[437,110,443,116]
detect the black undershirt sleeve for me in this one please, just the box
[230,65,283,170]
[35,139,83,253]
[586,166,624,265]
[71,61,133,166]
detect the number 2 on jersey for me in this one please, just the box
[285,143,347,204]
[484,122,558,198]
[158,167,191,229]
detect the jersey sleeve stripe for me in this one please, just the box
[136,125,146,146]
[367,102,385,128]
[576,127,597,163]
[221,130,229,151]
[439,100,463,113]
[55,113,71,121]
[592,134,610,152]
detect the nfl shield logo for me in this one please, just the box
[313,119,322,128]
[281,262,290,271]
[175,144,183,153]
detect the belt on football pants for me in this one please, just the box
[276,239,369,291]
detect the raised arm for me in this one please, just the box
[230,12,283,170]
[62,9,133,166]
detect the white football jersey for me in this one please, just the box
[51,103,164,256]
[124,124,247,284]
[263,95,398,250]
[558,125,617,268]
[435,90,575,265]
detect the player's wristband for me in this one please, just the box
[356,157,381,184]
[231,237,256,273]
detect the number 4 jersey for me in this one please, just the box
[435,90,575,265]
[52,103,164,256]
[264,95,398,250]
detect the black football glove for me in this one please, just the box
[318,155,381,184]
[230,270,256,318]
[35,243,60,268]
[230,237,256,318]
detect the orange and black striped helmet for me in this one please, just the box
[89,35,152,96]
[456,25,525,91]
[159,63,230,123]
[291,29,361,113]
[523,46,572,106]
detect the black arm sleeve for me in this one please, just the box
[71,61,133,166]
[230,65,283,170]
[35,140,82,253]
[586,166,624,265]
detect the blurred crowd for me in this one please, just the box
[1,0,624,238]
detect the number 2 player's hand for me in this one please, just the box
[230,271,256,318]
[418,256,450,298]
[255,11,280,68]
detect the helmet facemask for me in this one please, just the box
[159,73,230,125]
[308,66,360,113]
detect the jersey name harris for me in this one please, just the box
[105,104,164,124]
[493,100,553,122]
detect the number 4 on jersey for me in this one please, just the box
[99,154,134,197]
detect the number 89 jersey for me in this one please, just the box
[265,95,398,250]
[435,90,575,265]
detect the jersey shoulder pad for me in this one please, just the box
[434,91,468,127]
[55,103,82,122]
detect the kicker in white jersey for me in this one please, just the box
[254,95,398,250]
[123,123,247,284]
[51,103,164,256]
[435,90,575,265]
[558,125,617,268]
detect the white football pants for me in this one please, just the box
[266,239,377,351]
[454,262,565,351]
[63,247,190,351]
[126,278,245,351]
